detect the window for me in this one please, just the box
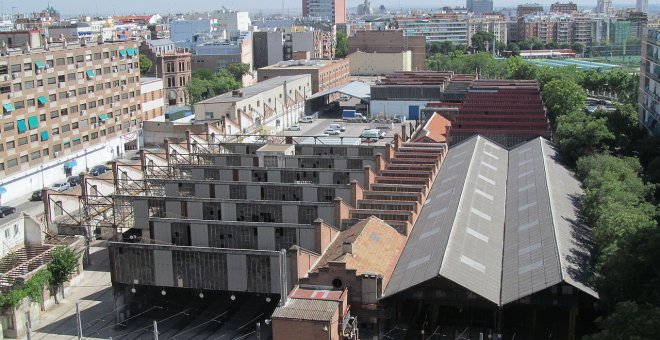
[23,62,32,71]
[20,155,28,163]
[10,64,21,72]
[42,148,49,156]
[27,98,35,107]
[53,144,61,152]
[18,137,28,146]
[72,122,79,129]
[94,52,102,60]
[67,73,76,81]
[61,124,70,133]
[52,127,59,135]
[48,77,56,84]
[40,114,46,121]
[24,80,34,89]
[48,94,56,102]
[7,158,17,168]
[14,101,24,109]
[30,133,38,142]
[30,150,41,160]
[46,60,54,68]
[50,110,59,119]
[56,58,65,66]
[75,55,84,62]
[13,83,22,91]
[3,122,14,131]
[0,65,6,74]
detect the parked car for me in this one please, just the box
[339,95,350,101]
[288,124,301,131]
[0,206,16,218]
[324,128,340,135]
[51,182,71,192]
[67,175,82,187]
[30,190,43,201]
[360,129,381,139]
[90,165,106,176]
[329,124,346,132]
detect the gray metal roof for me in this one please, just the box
[198,75,310,104]
[307,81,371,101]
[383,136,598,305]
[271,298,338,321]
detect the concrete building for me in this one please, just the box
[550,2,578,13]
[140,40,192,106]
[468,14,509,47]
[0,40,142,202]
[195,75,311,134]
[257,59,350,94]
[396,14,469,45]
[212,10,251,32]
[637,0,648,13]
[597,0,612,14]
[348,51,412,76]
[518,13,575,44]
[0,30,43,50]
[253,31,284,69]
[170,19,217,47]
[348,30,426,71]
[284,30,335,61]
[140,77,165,121]
[639,28,660,135]
[302,0,347,24]
[370,72,476,118]
[516,3,544,18]
[467,0,494,14]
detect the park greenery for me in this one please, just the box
[427,48,659,338]
[336,30,348,58]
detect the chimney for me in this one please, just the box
[342,241,353,254]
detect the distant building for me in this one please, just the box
[516,3,544,18]
[140,78,166,121]
[191,32,254,85]
[348,51,412,76]
[549,2,578,13]
[140,39,192,106]
[348,30,426,71]
[639,28,659,135]
[0,30,43,49]
[597,0,612,14]
[257,59,350,94]
[253,31,284,69]
[467,0,494,14]
[637,0,648,13]
[302,0,346,24]
[518,13,576,45]
[284,30,335,60]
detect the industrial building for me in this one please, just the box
[348,30,426,72]
[382,136,598,339]
[449,80,551,147]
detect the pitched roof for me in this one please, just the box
[312,216,406,286]
[383,136,598,305]
[272,298,338,321]
[414,113,450,143]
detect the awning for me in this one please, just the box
[3,103,15,112]
[28,116,39,129]
[0,187,6,195]
[34,61,46,69]
[40,131,49,141]
[99,114,109,121]
[127,48,135,56]
[17,119,27,133]
[86,70,96,78]
[37,96,48,105]
[64,160,77,169]
[72,137,81,142]
[119,49,127,57]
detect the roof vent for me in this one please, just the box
[232,90,243,97]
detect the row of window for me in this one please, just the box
[0,48,138,75]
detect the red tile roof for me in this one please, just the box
[414,113,451,143]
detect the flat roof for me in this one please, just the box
[256,144,294,152]
[271,298,338,322]
[197,75,310,104]
[259,59,339,70]
[307,81,371,101]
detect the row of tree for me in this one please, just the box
[185,63,251,108]
[426,35,586,57]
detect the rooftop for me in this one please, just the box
[197,75,310,104]
[259,59,339,70]
[271,298,339,322]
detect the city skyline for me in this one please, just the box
[8,0,644,17]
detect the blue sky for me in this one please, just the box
[11,0,637,17]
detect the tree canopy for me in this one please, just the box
[335,30,348,58]
[139,54,153,76]
[186,68,241,108]
[541,79,587,123]
[471,31,495,52]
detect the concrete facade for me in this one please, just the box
[253,31,284,69]
[140,77,165,121]
[257,59,350,94]
[348,30,426,71]
[302,0,346,24]
[348,51,412,76]
[639,28,660,135]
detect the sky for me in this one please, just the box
[8,0,639,17]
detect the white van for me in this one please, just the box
[360,129,381,139]
[329,124,346,132]
[299,116,315,123]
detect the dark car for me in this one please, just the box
[67,175,82,187]
[0,206,16,218]
[30,190,43,201]
[90,165,106,176]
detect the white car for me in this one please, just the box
[288,125,301,131]
[51,182,71,192]
[324,128,340,135]
[329,124,346,132]
[339,95,350,101]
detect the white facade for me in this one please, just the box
[140,78,165,113]
[370,100,429,118]
[349,51,412,75]
[0,136,128,203]
[214,11,251,32]
[170,19,217,43]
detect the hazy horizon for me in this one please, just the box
[7,0,643,17]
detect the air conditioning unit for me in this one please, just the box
[12,72,18,79]
[76,62,83,68]
[7,93,12,99]
[54,151,59,157]
[44,64,49,69]
[58,82,66,88]
[121,85,127,90]
[81,110,87,115]
[2,75,8,81]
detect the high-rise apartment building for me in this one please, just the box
[467,0,494,14]
[549,2,578,13]
[302,0,346,24]
[516,4,544,18]
[639,28,660,135]
[0,40,144,202]
[597,0,612,14]
[637,0,648,13]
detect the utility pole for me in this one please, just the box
[256,322,261,340]
[153,320,159,340]
[76,303,83,340]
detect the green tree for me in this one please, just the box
[584,301,660,340]
[506,56,539,80]
[335,30,348,58]
[544,42,560,50]
[139,54,153,76]
[570,42,585,54]
[192,68,215,80]
[471,31,495,52]
[541,79,587,123]
[225,63,251,82]
[507,42,521,55]
[594,103,640,151]
[48,246,79,288]
[555,111,613,162]
[521,37,543,50]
